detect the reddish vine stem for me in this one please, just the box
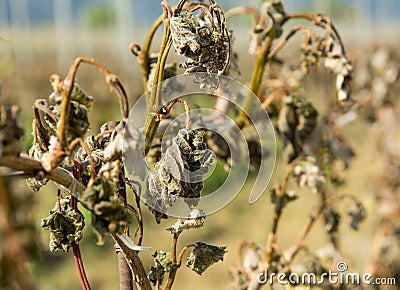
[71,159,91,290]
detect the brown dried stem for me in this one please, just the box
[284,204,325,262]
[265,156,317,261]
[225,6,264,29]
[125,178,144,246]
[177,244,195,267]
[283,13,346,54]
[59,57,129,146]
[267,25,304,60]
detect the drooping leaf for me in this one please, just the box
[0,98,24,157]
[348,202,366,230]
[41,196,84,252]
[145,128,215,223]
[186,242,227,275]
[324,208,341,234]
[82,177,130,245]
[148,250,172,286]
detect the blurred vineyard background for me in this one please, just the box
[1,0,400,289]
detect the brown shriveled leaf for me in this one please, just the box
[0,97,24,157]
[41,196,84,252]
[148,250,172,286]
[186,242,227,275]
[348,202,366,230]
[145,128,215,223]
[82,177,130,245]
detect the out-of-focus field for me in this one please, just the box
[1,6,400,290]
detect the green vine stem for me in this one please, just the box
[130,14,164,99]
[163,232,181,290]
[143,35,172,153]
[144,0,194,155]
[162,241,195,290]
[144,97,192,154]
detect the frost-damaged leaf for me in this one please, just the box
[26,143,49,191]
[348,202,366,230]
[324,207,340,234]
[48,83,92,142]
[292,163,326,193]
[0,96,24,157]
[82,177,130,245]
[277,96,318,162]
[186,242,227,275]
[169,1,230,89]
[41,196,84,252]
[145,128,215,223]
[148,250,172,286]
[269,187,297,209]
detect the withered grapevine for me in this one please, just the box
[3,0,400,290]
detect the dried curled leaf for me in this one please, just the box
[82,177,130,245]
[169,3,230,89]
[145,128,215,223]
[0,97,24,157]
[26,143,49,191]
[292,163,326,193]
[41,196,84,252]
[75,134,105,184]
[31,77,91,151]
[277,96,318,162]
[324,207,340,234]
[170,10,229,74]
[299,30,353,103]
[300,30,322,74]
[148,250,172,286]
[186,242,227,275]
[322,37,353,103]
[348,202,366,230]
[269,187,297,209]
